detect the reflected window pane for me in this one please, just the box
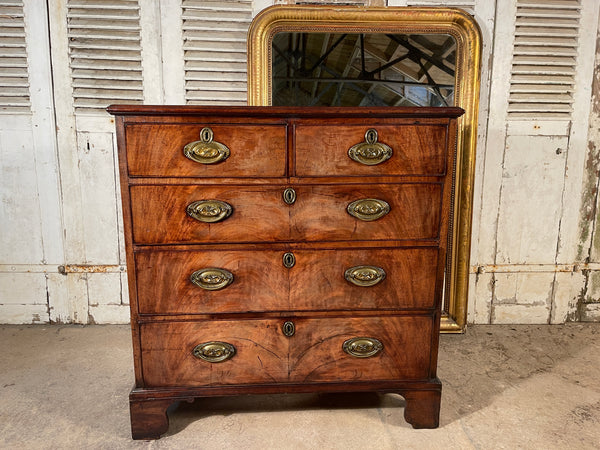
[272,33,456,107]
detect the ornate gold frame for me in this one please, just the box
[247,5,481,333]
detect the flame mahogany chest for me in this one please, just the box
[108,105,463,439]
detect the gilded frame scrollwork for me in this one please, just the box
[247,5,481,332]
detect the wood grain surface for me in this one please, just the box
[288,316,433,382]
[289,247,439,310]
[130,184,290,244]
[140,319,289,387]
[135,249,288,314]
[125,123,287,177]
[140,316,433,387]
[131,183,442,244]
[291,183,442,241]
[295,124,447,177]
[134,247,439,314]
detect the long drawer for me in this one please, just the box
[140,316,434,387]
[130,183,442,245]
[295,124,448,177]
[134,247,440,314]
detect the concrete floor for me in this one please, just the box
[0,324,599,449]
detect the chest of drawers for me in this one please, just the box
[108,105,463,439]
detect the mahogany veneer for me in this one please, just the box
[108,105,463,439]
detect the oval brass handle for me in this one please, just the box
[347,198,390,221]
[184,127,230,164]
[193,341,236,363]
[282,252,296,268]
[348,129,392,165]
[343,337,383,358]
[190,268,233,291]
[282,321,295,337]
[283,187,296,205]
[187,199,232,223]
[344,265,386,287]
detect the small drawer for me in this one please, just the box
[290,247,440,311]
[290,183,442,241]
[140,316,433,387]
[295,124,448,177]
[125,124,287,177]
[130,185,290,245]
[135,249,288,314]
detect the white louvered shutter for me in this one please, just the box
[0,0,30,113]
[67,0,144,114]
[182,0,252,105]
[407,0,475,12]
[508,0,581,120]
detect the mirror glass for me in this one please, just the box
[272,32,456,107]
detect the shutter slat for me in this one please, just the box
[508,0,580,120]
[517,0,580,8]
[510,84,573,93]
[68,0,143,114]
[183,30,246,42]
[517,8,580,18]
[514,36,577,47]
[183,1,251,105]
[512,55,576,66]
[512,46,577,56]
[0,0,29,112]
[515,26,578,37]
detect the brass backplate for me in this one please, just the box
[342,337,383,358]
[348,129,393,165]
[192,341,236,363]
[183,127,230,164]
[190,268,234,291]
[186,199,233,223]
[347,198,390,222]
[344,265,386,287]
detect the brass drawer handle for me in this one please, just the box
[283,187,296,205]
[187,199,232,223]
[344,265,386,287]
[347,198,390,221]
[343,337,383,358]
[184,127,230,164]
[190,268,233,291]
[282,252,296,268]
[282,321,295,337]
[348,129,392,165]
[193,341,236,363]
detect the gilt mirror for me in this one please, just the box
[247,6,481,332]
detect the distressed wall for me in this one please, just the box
[574,24,600,322]
[1,0,600,325]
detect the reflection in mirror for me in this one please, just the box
[272,33,456,107]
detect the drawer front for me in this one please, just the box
[135,247,439,314]
[291,183,442,241]
[130,185,290,244]
[140,316,433,387]
[140,320,289,387]
[135,249,288,314]
[288,316,433,383]
[295,124,447,177]
[125,124,287,177]
[290,248,439,311]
